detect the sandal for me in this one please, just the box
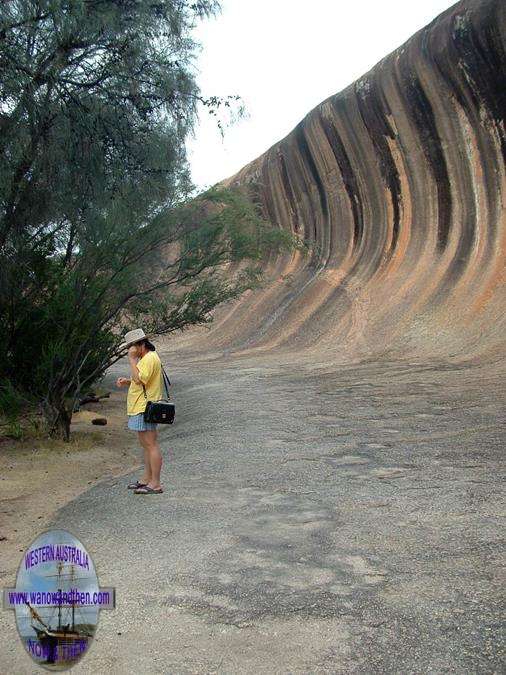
[133,486,163,494]
[127,480,148,490]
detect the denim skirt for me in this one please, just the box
[127,412,158,431]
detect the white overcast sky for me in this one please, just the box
[185,0,457,192]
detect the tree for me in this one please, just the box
[0,1,307,440]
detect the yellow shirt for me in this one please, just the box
[127,350,163,415]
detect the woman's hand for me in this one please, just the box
[116,377,130,388]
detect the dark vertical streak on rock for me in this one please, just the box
[293,122,329,234]
[277,149,300,235]
[398,55,453,254]
[454,3,506,160]
[355,76,401,258]
[319,109,363,252]
[419,11,476,290]
[429,8,501,263]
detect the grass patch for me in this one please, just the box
[0,411,105,452]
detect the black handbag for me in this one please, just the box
[142,362,175,424]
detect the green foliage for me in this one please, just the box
[0,380,30,440]
[0,0,231,256]
[3,420,23,440]
[0,380,28,418]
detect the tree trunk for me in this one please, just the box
[42,398,72,442]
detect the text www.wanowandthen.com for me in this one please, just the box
[8,588,111,606]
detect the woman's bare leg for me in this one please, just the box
[137,431,152,484]
[142,429,162,489]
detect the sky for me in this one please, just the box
[185,0,457,192]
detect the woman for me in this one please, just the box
[116,328,164,494]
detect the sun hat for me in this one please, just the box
[120,328,155,350]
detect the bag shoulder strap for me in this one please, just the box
[161,362,171,386]
[160,363,171,399]
[141,355,171,400]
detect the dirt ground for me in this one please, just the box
[0,385,141,582]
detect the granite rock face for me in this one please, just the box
[204,0,505,363]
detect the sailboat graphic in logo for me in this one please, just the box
[3,529,115,671]
[24,561,95,665]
